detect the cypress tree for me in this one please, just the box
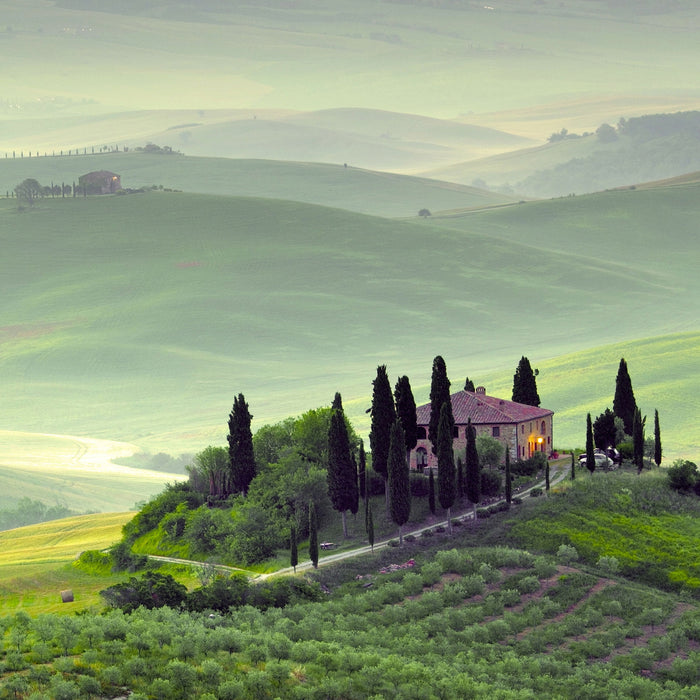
[327,392,359,538]
[358,439,367,501]
[436,402,456,534]
[613,358,637,436]
[394,375,418,465]
[504,445,512,504]
[227,393,256,496]
[367,503,375,552]
[456,456,465,499]
[308,502,319,569]
[571,451,576,480]
[387,420,411,545]
[512,356,540,407]
[428,467,436,515]
[464,377,475,392]
[369,365,396,492]
[465,418,481,522]
[633,407,645,474]
[585,413,596,475]
[653,409,662,467]
[429,356,453,453]
[290,523,298,573]
[545,460,550,493]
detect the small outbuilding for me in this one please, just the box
[78,170,121,194]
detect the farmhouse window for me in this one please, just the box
[492,426,500,437]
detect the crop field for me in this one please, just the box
[0,512,132,615]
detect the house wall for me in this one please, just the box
[410,414,553,471]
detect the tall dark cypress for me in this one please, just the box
[387,420,411,545]
[290,523,298,573]
[327,392,359,538]
[613,358,637,436]
[436,402,456,533]
[428,467,436,515]
[464,377,475,392]
[308,501,319,569]
[227,393,256,496]
[653,409,662,467]
[512,356,540,407]
[358,440,367,501]
[465,418,480,521]
[633,407,645,474]
[571,451,576,480]
[394,375,418,465]
[504,446,512,504]
[367,503,375,552]
[585,413,596,475]
[369,365,396,483]
[429,356,453,453]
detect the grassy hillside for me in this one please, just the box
[0,512,132,615]
[0,178,697,480]
[1,1,699,131]
[0,152,516,218]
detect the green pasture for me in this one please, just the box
[0,152,516,218]
[0,512,132,615]
[1,1,699,125]
[0,182,697,481]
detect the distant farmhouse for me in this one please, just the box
[411,386,554,471]
[78,170,121,194]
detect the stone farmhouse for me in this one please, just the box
[410,386,554,471]
[78,170,121,194]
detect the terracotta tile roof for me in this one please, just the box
[416,390,553,426]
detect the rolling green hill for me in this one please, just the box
[1,177,698,497]
[0,152,516,218]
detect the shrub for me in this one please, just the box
[476,508,491,519]
[667,460,699,491]
[480,470,502,497]
[409,474,429,497]
[404,534,416,543]
[529,487,543,497]
[556,544,579,565]
[597,555,621,575]
[512,452,547,476]
[517,575,540,594]
[420,562,442,586]
[618,441,633,460]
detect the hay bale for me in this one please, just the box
[60,589,74,603]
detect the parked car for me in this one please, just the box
[579,450,614,469]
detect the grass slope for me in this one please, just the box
[0,179,696,484]
[0,151,516,218]
[0,512,132,615]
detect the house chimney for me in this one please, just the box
[476,386,486,394]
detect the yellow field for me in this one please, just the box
[0,512,133,615]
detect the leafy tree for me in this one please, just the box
[465,418,480,521]
[613,358,637,435]
[436,402,456,533]
[585,413,596,475]
[418,208,431,217]
[369,365,396,508]
[290,523,298,573]
[187,446,230,501]
[464,377,475,392]
[308,501,319,569]
[504,446,512,504]
[394,375,418,464]
[429,355,453,452]
[387,420,411,545]
[653,409,662,467]
[632,407,645,473]
[512,356,540,406]
[14,177,42,207]
[476,435,503,469]
[327,392,359,537]
[100,572,187,613]
[227,394,256,496]
[253,417,295,466]
[593,408,617,449]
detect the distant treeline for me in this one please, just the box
[2,142,178,160]
[0,497,81,531]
